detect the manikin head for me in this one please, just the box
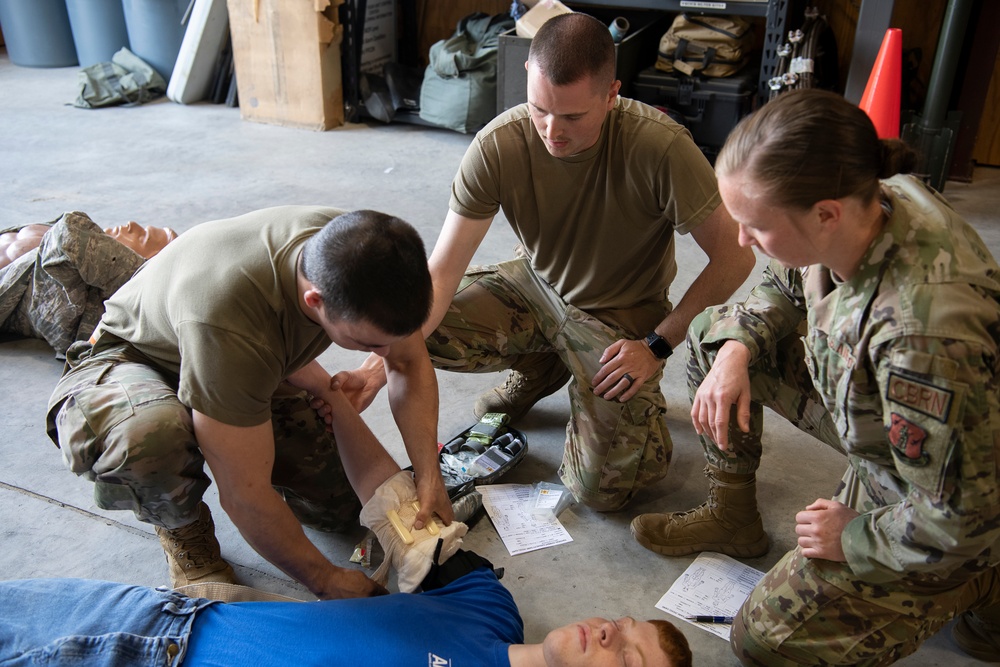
[525,13,621,158]
[0,221,177,270]
[104,221,178,259]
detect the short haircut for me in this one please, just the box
[716,89,917,209]
[300,210,431,336]
[649,619,692,667]
[528,13,615,88]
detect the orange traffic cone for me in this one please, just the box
[859,28,903,139]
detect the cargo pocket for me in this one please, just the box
[455,264,498,294]
[594,387,668,504]
[55,371,134,475]
[431,263,530,370]
[838,367,888,454]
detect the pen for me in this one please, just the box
[686,615,734,624]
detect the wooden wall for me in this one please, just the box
[973,49,1000,166]
[813,0,948,102]
[413,0,509,66]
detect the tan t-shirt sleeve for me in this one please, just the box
[449,135,503,221]
[654,127,723,236]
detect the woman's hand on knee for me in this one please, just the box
[691,341,753,449]
[794,498,858,562]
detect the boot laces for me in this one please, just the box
[503,370,529,395]
[665,469,719,524]
[166,518,218,569]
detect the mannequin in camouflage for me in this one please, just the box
[631,89,1000,664]
[0,212,175,358]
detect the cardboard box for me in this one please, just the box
[515,1,572,39]
[227,0,344,130]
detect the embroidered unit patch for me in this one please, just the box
[886,371,953,423]
[887,412,930,466]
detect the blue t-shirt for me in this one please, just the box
[184,568,522,666]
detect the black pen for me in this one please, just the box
[686,615,734,624]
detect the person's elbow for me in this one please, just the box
[214,484,249,523]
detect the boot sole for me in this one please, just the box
[630,523,770,558]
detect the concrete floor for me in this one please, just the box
[2,53,999,666]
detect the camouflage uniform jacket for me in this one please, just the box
[0,212,144,358]
[702,175,1000,587]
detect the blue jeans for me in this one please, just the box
[0,579,217,666]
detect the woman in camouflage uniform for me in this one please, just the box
[631,89,1000,664]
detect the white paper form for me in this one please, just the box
[655,552,765,640]
[479,484,573,555]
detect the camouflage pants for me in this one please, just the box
[732,464,1000,665]
[427,258,671,510]
[686,305,843,474]
[46,343,360,532]
[689,307,1000,664]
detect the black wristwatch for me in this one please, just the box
[644,332,673,360]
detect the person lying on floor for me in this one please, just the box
[0,211,176,358]
[0,557,690,667]
[0,392,692,667]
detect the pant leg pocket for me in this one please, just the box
[455,264,499,293]
[53,363,135,476]
[56,384,134,476]
[602,391,668,495]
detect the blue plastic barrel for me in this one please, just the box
[0,0,78,67]
[66,0,130,67]
[121,0,189,81]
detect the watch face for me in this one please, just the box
[646,333,671,359]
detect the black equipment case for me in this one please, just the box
[631,66,758,161]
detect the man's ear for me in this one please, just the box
[607,79,622,105]
[303,287,324,310]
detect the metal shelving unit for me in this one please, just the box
[563,0,795,105]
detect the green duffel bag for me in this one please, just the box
[419,12,514,133]
[656,13,754,77]
[74,47,167,108]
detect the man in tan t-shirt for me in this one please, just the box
[47,207,454,598]
[346,14,754,512]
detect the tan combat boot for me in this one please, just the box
[630,466,769,558]
[474,354,571,422]
[155,502,237,588]
[952,606,1000,661]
